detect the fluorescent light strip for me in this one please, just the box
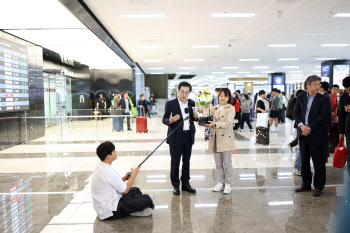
[239,59,260,61]
[144,59,164,62]
[179,67,195,69]
[237,71,250,74]
[289,71,303,73]
[204,75,215,78]
[121,13,166,18]
[253,66,269,69]
[247,75,258,77]
[315,66,321,68]
[184,59,204,62]
[212,72,225,74]
[283,66,299,69]
[226,75,237,77]
[192,45,220,48]
[316,58,337,61]
[321,44,349,47]
[150,72,164,74]
[138,45,164,49]
[262,71,275,73]
[268,44,296,47]
[148,67,164,70]
[268,201,293,206]
[222,67,239,69]
[313,70,321,73]
[211,13,255,18]
[278,58,299,61]
[333,13,350,17]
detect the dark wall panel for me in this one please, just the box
[90,69,134,107]
[145,74,168,99]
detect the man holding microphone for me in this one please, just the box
[162,82,198,195]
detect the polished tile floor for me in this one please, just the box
[0,117,348,233]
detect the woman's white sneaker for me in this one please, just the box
[223,184,232,194]
[213,183,224,192]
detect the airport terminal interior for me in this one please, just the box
[1,0,350,232]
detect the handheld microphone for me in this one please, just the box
[185,108,189,114]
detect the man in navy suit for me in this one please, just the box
[162,82,198,195]
[294,75,332,197]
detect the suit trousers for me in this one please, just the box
[123,112,131,129]
[240,113,252,130]
[299,135,327,190]
[105,187,153,220]
[169,132,193,188]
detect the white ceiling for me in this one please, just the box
[84,0,350,83]
[1,0,130,69]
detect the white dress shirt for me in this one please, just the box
[177,98,190,130]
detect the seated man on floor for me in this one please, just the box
[91,141,154,220]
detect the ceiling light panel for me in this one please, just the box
[316,58,337,60]
[222,67,239,69]
[121,13,166,18]
[321,44,349,47]
[179,67,195,69]
[253,66,269,69]
[192,45,220,48]
[212,72,225,74]
[333,13,350,17]
[278,58,299,61]
[148,67,164,70]
[283,66,299,68]
[237,71,250,74]
[262,71,275,73]
[184,59,204,62]
[239,59,260,61]
[289,71,303,73]
[268,44,296,47]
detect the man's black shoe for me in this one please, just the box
[182,184,196,193]
[313,189,322,197]
[173,188,180,195]
[295,186,312,192]
[127,128,132,131]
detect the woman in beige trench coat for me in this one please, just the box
[205,88,236,194]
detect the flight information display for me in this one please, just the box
[0,38,29,112]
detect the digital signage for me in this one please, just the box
[333,64,349,88]
[321,65,330,83]
[0,38,29,112]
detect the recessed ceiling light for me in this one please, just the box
[144,59,164,62]
[226,75,237,77]
[268,44,296,47]
[179,67,195,69]
[192,45,220,48]
[333,13,350,17]
[316,58,337,60]
[210,13,255,18]
[138,45,164,48]
[321,44,350,47]
[289,71,303,73]
[204,75,215,78]
[150,72,164,74]
[246,74,258,77]
[184,59,204,62]
[212,72,225,74]
[148,67,164,70]
[262,71,275,73]
[237,71,250,74]
[121,13,166,18]
[222,67,239,69]
[239,59,260,61]
[253,66,269,69]
[278,58,299,61]
[283,66,299,69]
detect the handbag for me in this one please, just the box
[256,113,269,128]
[333,141,348,168]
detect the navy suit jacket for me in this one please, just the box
[294,92,331,144]
[162,98,196,145]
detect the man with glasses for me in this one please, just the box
[162,82,199,195]
[294,75,332,197]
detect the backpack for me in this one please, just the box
[286,97,296,120]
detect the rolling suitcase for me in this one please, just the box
[329,122,339,153]
[256,127,269,145]
[113,109,123,131]
[136,108,148,133]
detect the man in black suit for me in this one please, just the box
[338,76,350,177]
[294,75,332,197]
[117,92,132,131]
[162,82,198,195]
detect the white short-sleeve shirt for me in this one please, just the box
[91,162,127,220]
[177,98,190,130]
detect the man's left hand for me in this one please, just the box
[204,121,216,128]
[123,172,132,181]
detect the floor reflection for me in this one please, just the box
[171,194,193,233]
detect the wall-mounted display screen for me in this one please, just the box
[321,65,330,82]
[333,64,349,88]
[273,75,285,92]
[0,38,29,112]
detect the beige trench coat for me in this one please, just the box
[208,104,236,153]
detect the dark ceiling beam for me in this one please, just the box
[58,0,136,69]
